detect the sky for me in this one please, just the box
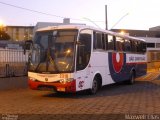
[0,0,160,30]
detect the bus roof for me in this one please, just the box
[37,25,145,42]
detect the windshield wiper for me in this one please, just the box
[34,58,45,73]
[34,49,47,72]
[47,49,59,72]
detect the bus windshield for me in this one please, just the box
[28,29,78,73]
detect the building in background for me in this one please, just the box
[149,26,160,31]
[3,26,34,41]
[3,18,85,41]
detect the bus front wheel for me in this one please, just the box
[88,77,99,95]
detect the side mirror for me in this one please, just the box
[24,40,33,54]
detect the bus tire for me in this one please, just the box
[128,71,135,85]
[88,77,99,95]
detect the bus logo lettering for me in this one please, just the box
[78,81,84,89]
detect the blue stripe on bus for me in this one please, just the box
[108,52,147,82]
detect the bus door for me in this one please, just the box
[75,29,92,91]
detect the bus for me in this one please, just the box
[26,25,147,94]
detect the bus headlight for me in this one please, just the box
[29,77,36,81]
[60,78,74,84]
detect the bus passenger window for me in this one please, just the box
[93,32,96,49]
[131,41,137,52]
[96,33,103,49]
[138,41,146,53]
[108,35,114,50]
[93,32,104,50]
[116,37,124,51]
[142,42,146,53]
[137,41,141,52]
[105,34,108,50]
[124,39,131,52]
[102,33,106,50]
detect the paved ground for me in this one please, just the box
[0,77,27,90]
[0,72,160,120]
[136,71,160,81]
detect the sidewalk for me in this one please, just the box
[136,70,160,81]
[0,76,28,90]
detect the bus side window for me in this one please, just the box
[76,29,92,71]
[93,31,96,49]
[108,35,115,50]
[96,32,103,49]
[136,41,141,52]
[131,41,137,52]
[102,33,106,50]
[93,31,104,50]
[105,34,108,50]
[142,42,147,53]
[138,41,146,53]
[116,37,124,51]
[124,39,131,52]
[137,41,144,53]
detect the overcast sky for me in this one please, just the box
[0,0,160,30]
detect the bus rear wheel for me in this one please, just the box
[128,71,135,85]
[88,77,99,95]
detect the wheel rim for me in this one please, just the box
[92,79,98,94]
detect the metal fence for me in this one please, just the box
[0,49,29,77]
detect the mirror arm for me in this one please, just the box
[24,40,33,55]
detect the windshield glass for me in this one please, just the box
[28,29,78,73]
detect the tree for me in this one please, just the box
[0,30,10,40]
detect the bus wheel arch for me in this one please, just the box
[95,73,102,88]
[88,73,102,94]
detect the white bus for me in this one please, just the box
[26,25,147,94]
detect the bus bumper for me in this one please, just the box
[28,79,76,93]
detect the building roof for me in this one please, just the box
[5,26,34,28]
[111,29,160,38]
[149,26,160,31]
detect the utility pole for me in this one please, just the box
[105,5,108,30]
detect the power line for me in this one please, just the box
[0,1,106,29]
[83,17,102,29]
[0,1,86,21]
[0,1,105,23]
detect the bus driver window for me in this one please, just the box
[76,29,92,71]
